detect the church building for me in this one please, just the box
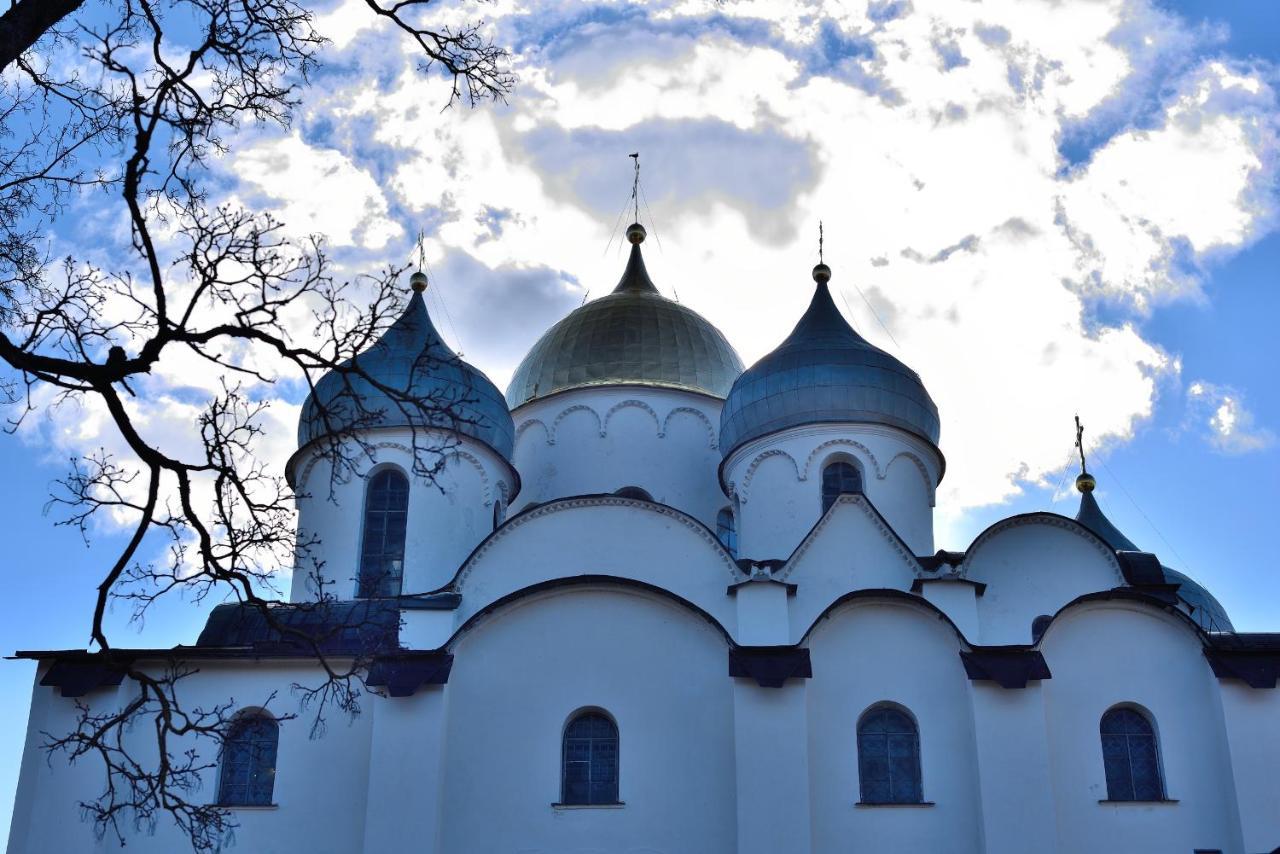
[8,222,1279,854]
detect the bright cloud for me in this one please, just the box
[30,0,1280,550]
[1187,381,1275,454]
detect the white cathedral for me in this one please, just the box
[8,222,1279,854]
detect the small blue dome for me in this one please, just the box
[1075,481,1232,632]
[719,268,941,458]
[298,283,514,460]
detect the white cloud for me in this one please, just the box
[30,0,1280,550]
[1187,381,1274,454]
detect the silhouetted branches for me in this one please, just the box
[1,0,512,848]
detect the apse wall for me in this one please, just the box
[805,598,983,854]
[509,386,727,528]
[439,586,738,854]
[1040,603,1243,854]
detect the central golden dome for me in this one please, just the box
[505,228,743,407]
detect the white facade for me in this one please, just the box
[9,241,1279,854]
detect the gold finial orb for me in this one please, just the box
[409,270,428,292]
[1075,472,1096,493]
[812,262,832,284]
[626,222,647,245]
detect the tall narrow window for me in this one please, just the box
[857,706,922,804]
[561,711,619,805]
[358,468,409,598]
[217,712,279,806]
[716,507,738,557]
[821,461,863,514]
[1101,706,1165,801]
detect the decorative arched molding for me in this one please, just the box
[737,449,802,504]
[959,513,1126,586]
[550,404,604,444]
[447,447,494,507]
[450,495,743,591]
[799,588,970,646]
[662,406,719,449]
[778,493,920,580]
[445,575,735,651]
[514,418,551,446]
[884,451,938,506]
[802,438,882,481]
[602,399,662,438]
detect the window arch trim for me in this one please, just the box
[217,709,280,807]
[559,707,621,807]
[357,465,410,598]
[821,458,864,515]
[856,702,923,805]
[1100,703,1166,802]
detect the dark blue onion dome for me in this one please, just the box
[298,271,515,460]
[1074,471,1233,631]
[719,262,941,459]
[505,223,744,407]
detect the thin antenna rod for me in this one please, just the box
[629,152,640,223]
[1074,414,1088,474]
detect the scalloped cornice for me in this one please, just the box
[295,437,509,506]
[514,399,720,449]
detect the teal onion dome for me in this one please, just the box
[298,276,515,460]
[1075,473,1232,632]
[719,264,941,458]
[506,226,744,407]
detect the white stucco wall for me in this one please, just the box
[722,423,941,559]
[1040,602,1244,854]
[805,598,983,854]
[289,427,517,599]
[439,586,738,854]
[510,386,728,528]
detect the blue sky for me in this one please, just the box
[2,0,1279,844]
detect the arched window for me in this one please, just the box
[217,711,279,806]
[857,705,922,804]
[561,711,619,805]
[716,507,738,557]
[821,461,863,514]
[492,496,506,532]
[613,486,652,502]
[357,468,409,598]
[1101,706,1165,801]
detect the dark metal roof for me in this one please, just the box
[719,275,941,458]
[196,600,401,655]
[298,287,515,459]
[505,242,744,407]
[1075,485,1233,632]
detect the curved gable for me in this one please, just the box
[448,496,740,630]
[961,513,1125,645]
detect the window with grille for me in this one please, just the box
[857,706,922,804]
[1101,706,1165,801]
[716,507,738,557]
[217,712,279,806]
[561,711,619,805]
[821,461,863,514]
[357,468,409,598]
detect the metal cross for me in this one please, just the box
[1074,414,1087,474]
[629,152,640,223]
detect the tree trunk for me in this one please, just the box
[0,0,84,72]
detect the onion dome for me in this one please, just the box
[298,272,514,459]
[505,224,744,407]
[1074,472,1232,631]
[719,262,941,458]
